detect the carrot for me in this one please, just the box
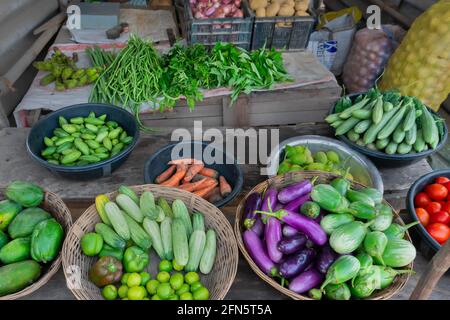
[177,178,208,192]
[168,158,203,166]
[191,174,210,182]
[206,187,223,203]
[155,165,176,184]
[194,181,218,198]
[219,176,232,197]
[183,164,205,183]
[199,167,219,179]
[160,165,187,187]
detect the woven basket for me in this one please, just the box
[62,184,238,300]
[234,171,413,300]
[0,188,73,300]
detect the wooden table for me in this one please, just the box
[0,125,449,300]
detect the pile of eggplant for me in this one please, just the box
[242,177,416,300]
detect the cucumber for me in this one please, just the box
[104,202,130,240]
[354,120,372,134]
[377,106,407,140]
[160,217,173,260]
[185,230,206,272]
[397,142,412,154]
[172,218,189,266]
[405,123,417,145]
[347,130,360,142]
[95,223,126,249]
[95,194,111,225]
[402,105,416,131]
[116,194,144,223]
[421,105,439,148]
[172,200,193,237]
[122,213,152,250]
[330,120,344,128]
[385,142,398,155]
[339,97,369,119]
[335,117,361,136]
[192,213,205,232]
[375,138,389,150]
[155,206,166,223]
[346,189,375,206]
[158,197,173,218]
[142,218,164,259]
[118,185,139,204]
[363,107,400,144]
[140,191,158,220]
[0,260,41,296]
[200,230,217,275]
[325,113,341,124]
[372,96,384,124]
[352,109,372,120]
[413,129,426,152]
[393,125,406,144]
[383,101,393,112]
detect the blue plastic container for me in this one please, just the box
[26,103,139,180]
[144,141,243,208]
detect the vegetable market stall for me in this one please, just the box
[0,125,448,300]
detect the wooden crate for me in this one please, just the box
[140,81,341,128]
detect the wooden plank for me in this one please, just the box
[248,85,341,104]
[222,96,249,127]
[141,116,224,128]
[249,110,330,126]
[247,96,338,114]
[140,104,223,120]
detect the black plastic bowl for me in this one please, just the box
[406,169,450,252]
[27,103,139,180]
[144,141,243,208]
[330,94,448,167]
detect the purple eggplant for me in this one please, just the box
[243,230,277,276]
[251,217,265,237]
[279,248,316,279]
[278,180,313,204]
[289,268,324,294]
[282,225,299,237]
[283,194,311,212]
[265,217,283,263]
[261,187,278,212]
[314,211,325,224]
[281,210,328,246]
[243,192,264,236]
[274,203,284,211]
[316,245,337,274]
[277,233,307,254]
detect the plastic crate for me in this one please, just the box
[251,12,316,50]
[184,0,254,50]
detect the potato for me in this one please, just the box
[295,10,309,16]
[250,0,268,10]
[266,2,280,16]
[278,4,295,16]
[256,7,266,17]
[294,1,308,11]
[283,0,295,7]
[271,0,285,4]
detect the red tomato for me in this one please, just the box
[426,223,450,244]
[430,210,450,225]
[442,202,450,214]
[415,208,430,227]
[414,192,431,208]
[425,183,448,201]
[425,202,442,215]
[435,176,450,184]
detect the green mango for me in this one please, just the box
[31,219,64,263]
[0,230,8,250]
[0,238,30,264]
[8,208,51,239]
[0,260,41,296]
[0,200,22,231]
[5,181,44,208]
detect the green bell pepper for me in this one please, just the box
[123,246,149,273]
[81,232,103,256]
[99,244,124,261]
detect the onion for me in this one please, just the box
[213,7,226,18]
[189,0,196,4]
[223,23,232,28]
[230,4,238,13]
[233,9,243,17]
[234,0,241,8]
[222,0,232,4]
[222,4,232,15]
[205,6,217,16]
[195,11,207,19]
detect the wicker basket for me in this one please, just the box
[0,188,73,300]
[62,184,238,300]
[234,171,413,300]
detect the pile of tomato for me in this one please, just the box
[414,176,450,245]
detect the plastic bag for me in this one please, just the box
[342,25,405,93]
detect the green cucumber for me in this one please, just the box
[352,109,372,120]
[372,96,384,124]
[142,218,164,259]
[118,185,139,204]
[413,129,426,152]
[200,229,217,274]
[160,217,173,260]
[185,230,206,272]
[385,142,398,155]
[397,142,412,154]
[172,200,193,237]
[172,218,189,266]
[377,107,408,140]
[402,105,416,131]
[347,130,360,142]
[375,138,390,150]
[393,126,406,144]
[363,106,400,144]
[95,223,126,249]
[405,123,417,145]
[335,117,361,136]
[354,120,372,134]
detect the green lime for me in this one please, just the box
[169,294,179,300]
[169,272,184,290]
[122,297,129,300]
[127,272,141,287]
[176,283,190,296]
[159,259,173,272]
[102,285,117,300]
[151,295,161,300]
[180,292,194,300]
[121,273,130,285]
[190,281,203,292]
[277,161,291,174]
[172,259,184,271]
[290,153,307,165]
[146,279,159,295]
[140,272,151,286]
[184,271,200,285]
[289,164,302,172]
[128,286,146,300]
[193,287,210,300]
[118,285,129,299]
[157,283,172,300]
[156,271,170,283]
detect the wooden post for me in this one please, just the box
[0,100,9,129]
[410,240,450,300]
